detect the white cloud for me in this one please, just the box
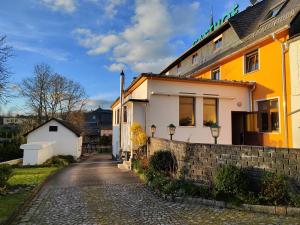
[39,0,76,13]
[105,0,126,17]
[74,0,202,73]
[106,63,125,72]
[13,42,69,61]
[73,28,121,55]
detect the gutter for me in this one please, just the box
[272,32,289,147]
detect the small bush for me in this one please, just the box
[214,165,249,198]
[162,180,181,195]
[259,172,288,205]
[43,155,75,167]
[0,164,13,188]
[150,173,170,191]
[149,150,177,175]
[288,192,300,207]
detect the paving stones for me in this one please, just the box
[13,154,300,225]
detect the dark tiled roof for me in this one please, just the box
[161,0,300,76]
[24,118,82,137]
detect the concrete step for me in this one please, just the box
[117,160,131,170]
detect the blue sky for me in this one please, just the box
[1,0,249,114]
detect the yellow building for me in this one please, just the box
[160,0,300,148]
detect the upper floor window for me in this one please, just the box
[179,96,195,126]
[203,98,218,126]
[177,62,182,74]
[49,126,58,132]
[245,49,259,74]
[214,35,223,50]
[265,2,285,21]
[123,106,127,123]
[192,53,198,65]
[258,99,279,132]
[211,68,220,80]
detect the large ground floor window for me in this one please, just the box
[203,98,218,126]
[258,99,279,132]
[179,96,195,126]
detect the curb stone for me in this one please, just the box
[169,196,300,217]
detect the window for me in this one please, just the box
[49,126,58,132]
[214,37,222,49]
[203,98,218,126]
[123,106,127,123]
[245,50,259,73]
[192,53,198,65]
[179,96,195,126]
[265,2,285,20]
[211,68,220,80]
[177,62,182,74]
[116,109,120,124]
[258,99,279,132]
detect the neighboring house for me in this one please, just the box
[0,115,28,126]
[112,0,300,160]
[83,107,112,144]
[22,118,83,165]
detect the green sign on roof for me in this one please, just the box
[192,3,239,46]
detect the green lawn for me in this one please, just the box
[0,167,59,223]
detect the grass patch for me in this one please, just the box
[0,166,59,223]
[8,167,59,186]
[0,191,28,223]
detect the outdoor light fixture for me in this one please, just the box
[150,124,156,138]
[210,124,221,144]
[168,124,176,140]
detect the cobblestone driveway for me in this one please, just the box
[15,154,300,225]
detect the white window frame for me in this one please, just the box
[255,96,281,134]
[211,67,221,80]
[244,48,260,75]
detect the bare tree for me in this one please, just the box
[20,64,51,123]
[0,36,12,103]
[20,63,87,125]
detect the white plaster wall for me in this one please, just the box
[289,39,300,148]
[112,125,119,158]
[21,142,54,165]
[27,120,82,158]
[146,80,250,144]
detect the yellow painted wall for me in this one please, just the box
[194,31,293,147]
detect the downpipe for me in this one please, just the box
[272,33,289,147]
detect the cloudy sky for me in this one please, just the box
[1,0,249,114]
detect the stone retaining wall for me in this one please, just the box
[148,138,300,183]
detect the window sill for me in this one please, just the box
[244,69,259,75]
[179,126,196,128]
[259,131,281,134]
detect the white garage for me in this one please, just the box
[21,118,83,165]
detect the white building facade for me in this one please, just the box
[289,36,300,148]
[112,74,254,159]
[22,118,83,165]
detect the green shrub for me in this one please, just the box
[288,192,300,207]
[149,150,177,175]
[43,155,75,167]
[259,172,288,205]
[162,180,181,195]
[214,165,249,198]
[150,173,170,191]
[0,164,13,188]
[0,143,23,162]
[56,155,76,164]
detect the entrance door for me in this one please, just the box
[232,112,262,146]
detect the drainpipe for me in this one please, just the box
[272,33,289,147]
[249,83,256,112]
[119,70,125,159]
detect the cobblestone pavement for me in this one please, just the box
[15,154,300,225]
